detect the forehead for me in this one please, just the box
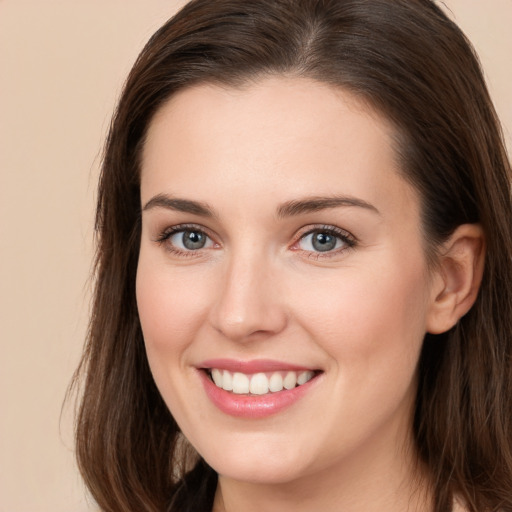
[140,77,416,220]
[143,77,395,164]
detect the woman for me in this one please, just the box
[72,0,512,510]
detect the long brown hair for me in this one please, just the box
[71,1,512,510]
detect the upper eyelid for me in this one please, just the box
[157,223,216,240]
[293,224,356,243]
[156,223,354,240]
[296,224,353,236]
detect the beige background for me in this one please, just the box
[0,1,510,511]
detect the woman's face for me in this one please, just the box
[137,77,435,486]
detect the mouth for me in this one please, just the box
[204,368,321,396]
[197,359,323,418]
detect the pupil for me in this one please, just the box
[183,231,206,250]
[312,232,336,252]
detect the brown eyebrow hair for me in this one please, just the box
[142,193,380,218]
[142,194,218,218]
[276,195,380,218]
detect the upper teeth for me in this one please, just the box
[210,369,315,395]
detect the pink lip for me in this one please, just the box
[198,358,314,373]
[198,368,321,419]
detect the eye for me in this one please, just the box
[156,224,217,255]
[295,226,356,256]
[170,229,213,250]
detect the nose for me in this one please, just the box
[208,250,288,342]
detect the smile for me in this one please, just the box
[208,369,316,395]
[197,360,323,418]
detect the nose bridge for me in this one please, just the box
[209,243,287,341]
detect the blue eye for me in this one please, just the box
[297,227,354,254]
[156,224,355,258]
[157,225,216,254]
[170,230,210,250]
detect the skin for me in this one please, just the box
[136,77,483,511]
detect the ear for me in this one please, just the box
[426,224,485,335]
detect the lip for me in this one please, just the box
[197,363,322,419]
[198,358,315,373]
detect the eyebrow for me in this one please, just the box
[142,194,218,218]
[142,193,380,218]
[276,195,380,218]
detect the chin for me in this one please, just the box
[195,432,316,485]
[209,456,306,485]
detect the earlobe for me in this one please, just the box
[426,224,485,335]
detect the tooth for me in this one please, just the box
[211,368,223,387]
[249,373,269,395]
[213,368,313,394]
[269,372,284,392]
[297,370,314,385]
[283,371,297,390]
[222,370,233,391]
[232,372,250,394]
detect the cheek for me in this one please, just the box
[285,257,430,456]
[135,257,212,362]
[291,254,429,377]
[135,254,220,428]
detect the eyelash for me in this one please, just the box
[154,224,217,259]
[154,223,357,260]
[293,225,357,259]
